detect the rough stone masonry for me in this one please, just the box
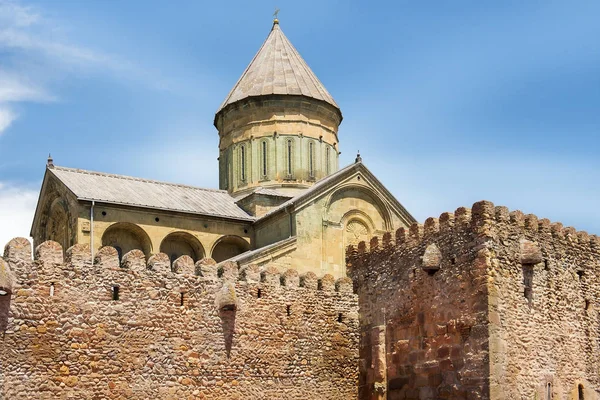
[348,201,599,400]
[1,200,599,400]
[0,239,358,399]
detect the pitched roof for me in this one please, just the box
[48,166,254,221]
[256,161,416,225]
[217,21,339,114]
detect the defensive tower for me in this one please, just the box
[214,19,342,197]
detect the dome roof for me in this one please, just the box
[217,21,339,114]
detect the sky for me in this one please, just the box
[0,0,599,246]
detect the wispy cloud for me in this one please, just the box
[0,181,37,245]
[0,0,174,136]
[0,108,17,135]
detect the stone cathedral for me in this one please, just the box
[30,18,415,279]
[2,18,598,400]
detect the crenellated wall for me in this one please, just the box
[0,238,358,400]
[347,201,600,400]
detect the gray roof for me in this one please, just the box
[235,187,293,202]
[217,21,339,113]
[49,166,254,221]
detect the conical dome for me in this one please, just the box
[214,21,342,197]
[217,21,339,114]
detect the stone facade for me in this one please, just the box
[347,201,600,400]
[0,238,358,399]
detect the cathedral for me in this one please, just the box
[30,18,415,279]
[2,17,598,400]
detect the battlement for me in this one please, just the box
[0,236,359,399]
[2,237,355,299]
[346,200,600,399]
[347,200,600,273]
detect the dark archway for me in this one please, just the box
[211,235,250,263]
[160,232,205,264]
[101,222,152,260]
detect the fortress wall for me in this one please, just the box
[0,239,358,400]
[348,201,600,400]
[347,204,491,400]
[485,204,600,399]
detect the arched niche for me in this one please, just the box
[342,211,375,249]
[325,184,392,231]
[211,235,250,263]
[160,232,205,264]
[45,198,70,252]
[101,222,152,261]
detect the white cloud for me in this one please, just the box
[0,108,17,135]
[0,1,39,28]
[0,182,37,248]
[0,70,54,103]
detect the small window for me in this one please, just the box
[50,283,55,297]
[523,265,534,305]
[287,139,293,176]
[337,313,343,323]
[240,145,246,181]
[112,286,120,301]
[261,141,267,177]
[180,292,185,307]
[257,288,262,298]
[286,305,291,316]
[547,383,552,400]
[326,147,331,175]
[309,141,315,178]
[578,384,584,400]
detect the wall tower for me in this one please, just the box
[214,19,342,197]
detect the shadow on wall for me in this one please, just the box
[102,222,153,261]
[212,235,250,263]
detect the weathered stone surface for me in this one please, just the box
[94,246,119,269]
[3,237,31,262]
[219,261,238,281]
[240,264,260,282]
[147,253,170,273]
[281,269,299,287]
[195,257,217,278]
[348,200,600,400]
[121,249,146,271]
[422,243,442,271]
[35,240,63,264]
[300,272,318,289]
[0,236,359,399]
[172,255,194,275]
[319,274,335,292]
[261,266,280,286]
[65,244,91,267]
[520,239,543,265]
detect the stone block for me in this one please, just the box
[300,271,318,289]
[3,237,31,262]
[121,249,146,272]
[319,274,335,292]
[94,246,120,269]
[166,255,191,275]
[65,244,91,267]
[147,253,170,273]
[195,258,217,278]
[35,241,63,265]
[282,269,299,287]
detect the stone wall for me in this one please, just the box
[347,205,491,400]
[348,201,600,400]
[0,238,358,400]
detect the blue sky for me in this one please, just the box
[0,0,599,245]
